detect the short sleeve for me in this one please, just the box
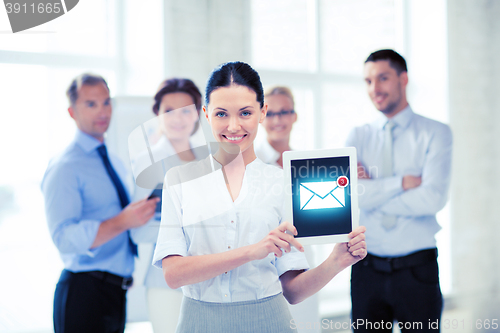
[152,172,188,268]
[275,247,310,276]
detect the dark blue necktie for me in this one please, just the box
[97,144,138,256]
[97,145,129,208]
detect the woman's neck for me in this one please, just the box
[268,137,291,154]
[214,143,256,167]
[169,138,195,162]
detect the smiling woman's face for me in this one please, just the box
[262,93,297,143]
[204,84,266,157]
[158,92,198,141]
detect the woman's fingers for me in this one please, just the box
[272,244,283,257]
[350,247,367,258]
[347,239,367,259]
[287,237,304,252]
[348,226,366,239]
[272,236,292,254]
[268,222,304,254]
[348,233,365,248]
[277,222,304,252]
[347,241,366,253]
[345,226,367,258]
[278,221,297,236]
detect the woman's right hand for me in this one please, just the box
[249,222,304,260]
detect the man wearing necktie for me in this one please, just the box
[346,50,452,331]
[42,73,159,333]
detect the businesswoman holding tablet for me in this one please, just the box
[153,61,366,333]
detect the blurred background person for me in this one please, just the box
[130,78,205,333]
[256,86,297,168]
[257,86,320,333]
[42,73,158,333]
[347,49,452,331]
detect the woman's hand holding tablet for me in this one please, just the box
[330,226,367,271]
[249,222,304,260]
[248,221,366,266]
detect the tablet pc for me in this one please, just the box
[283,147,359,245]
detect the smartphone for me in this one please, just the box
[148,188,162,213]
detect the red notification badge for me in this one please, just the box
[337,176,349,188]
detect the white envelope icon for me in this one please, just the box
[299,181,345,210]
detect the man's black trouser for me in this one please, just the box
[53,269,128,333]
[351,248,443,332]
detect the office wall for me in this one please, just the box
[163,0,250,88]
[162,0,251,142]
[448,0,500,328]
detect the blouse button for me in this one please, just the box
[228,245,231,249]
[231,220,234,223]
[224,294,228,297]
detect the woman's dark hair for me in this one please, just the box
[152,78,202,135]
[205,61,264,108]
[152,78,202,115]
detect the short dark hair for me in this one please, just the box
[205,61,264,108]
[152,78,202,115]
[66,73,109,106]
[365,49,408,74]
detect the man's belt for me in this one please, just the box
[365,248,438,273]
[85,270,133,290]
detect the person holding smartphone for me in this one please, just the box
[130,78,205,333]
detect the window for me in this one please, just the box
[0,1,164,331]
[0,1,116,56]
[251,0,316,72]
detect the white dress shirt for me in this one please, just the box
[345,105,453,257]
[153,156,309,303]
[255,139,281,167]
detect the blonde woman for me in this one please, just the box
[256,86,297,168]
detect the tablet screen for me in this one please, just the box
[290,156,352,238]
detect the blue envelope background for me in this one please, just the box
[299,181,345,210]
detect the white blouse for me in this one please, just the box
[130,136,208,288]
[255,139,281,167]
[153,156,309,303]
